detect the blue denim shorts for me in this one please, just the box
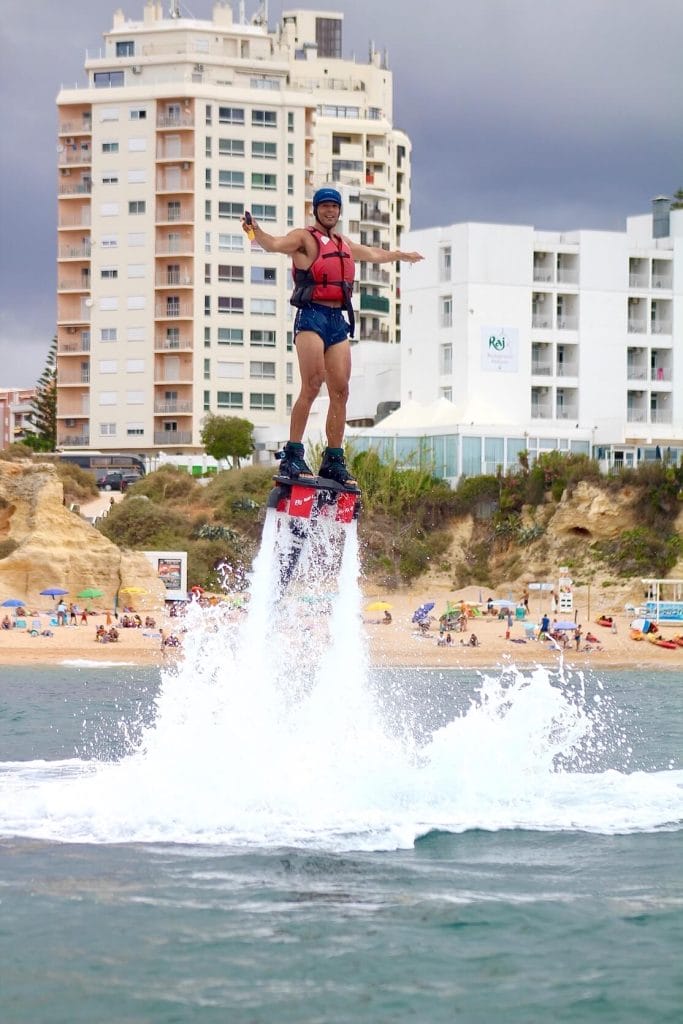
[294,303,350,350]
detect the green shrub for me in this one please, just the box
[132,465,200,504]
[594,527,682,578]
[97,496,189,549]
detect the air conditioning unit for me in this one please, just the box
[131,65,142,74]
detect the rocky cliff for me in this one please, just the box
[0,460,166,608]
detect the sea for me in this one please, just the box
[1,517,682,1024]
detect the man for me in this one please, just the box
[242,188,423,487]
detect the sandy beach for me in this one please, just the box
[1,585,681,671]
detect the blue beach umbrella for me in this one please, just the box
[554,621,578,630]
[1,598,24,607]
[40,587,69,597]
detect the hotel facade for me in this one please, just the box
[349,201,683,481]
[56,2,412,460]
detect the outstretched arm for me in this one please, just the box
[242,214,308,255]
[348,240,424,264]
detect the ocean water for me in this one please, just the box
[1,522,682,1023]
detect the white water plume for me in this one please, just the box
[0,515,682,849]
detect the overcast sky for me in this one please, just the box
[1,0,681,387]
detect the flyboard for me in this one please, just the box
[266,474,361,595]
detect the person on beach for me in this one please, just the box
[242,188,423,487]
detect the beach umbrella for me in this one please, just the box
[77,587,104,599]
[1,598,24,607]
[554,621,578,630]
[412,601,435,622]
[366,601,393,612]
[40,587,69,597]
[119,586,147,596]
[493,599,517,609]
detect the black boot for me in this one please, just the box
[275,441,313,479]
[318,447,358,489]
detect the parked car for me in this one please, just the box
[97,471,141,492]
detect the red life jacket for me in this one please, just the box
[290,227,355,309]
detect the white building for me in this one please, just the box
[55,2,412,463]
[350,200,683,481]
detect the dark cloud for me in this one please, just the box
[1,0,681,385]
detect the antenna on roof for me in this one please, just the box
[169,0,181,17]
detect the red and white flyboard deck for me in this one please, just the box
[268,475,361,524]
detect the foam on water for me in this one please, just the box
[1,517,682,850]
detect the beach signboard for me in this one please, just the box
[144,550,187,602]
[558,567,573,613]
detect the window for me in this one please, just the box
[219,233,243,251]
[102,141,119,153]
[100,297,119,310]
[250,392,276,411]
[218,106,244,124]
[101,202,119,216]
[129,108,146,120]
[251,266,276,285]
[251,298,276,315]
[204,296,211,315]
[94,71,124,88]
[218,264,244,283]
[287,142,294,163]
[218,201,244,219]
[100,422,117,436]
[100,107,119,121]
[251,204,276,221]
[205,136,212,158]
[218,328,244,345]
[217,362,244,378]
[127,296,145,309]
[101,268,118,279]
[99,360,118,374]
[205,200,212,221]
[439,295,453,328]
[287,112,294,133]
[204,390,210,411]
[252,141,277,159]
[101,328,117,342]
[205,168,212,189]
[217,391,243,408]
[252,110,277,128]
[218,170,245,188]
[127,264,145,278]
[128,200,146,215]
[218,296,244,314]
[102,173,119,185]
[439,343,453,375]
[204,263,211,284]
[205,231,211,254]
[204,358,211,380]
[127,424,145,436]
[99,392,117,405]
[127,232,145,246]
[126,359,144,373]
[101,236,118,248]
[439,245,452,281]
[219,138,245,156]
[287,174,294,196]
[250,330,276,347]
[126,391,145,404]
[251,172,277,190]
[116,40,134,56]
[127,326,145,341]
[316,16,342,58]
[318,105,360,119]
[250,361,275,379]
[127,169,146,183]
[286,362,293,384]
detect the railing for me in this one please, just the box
[532,315,551,329]
[629,273,649,288]
[651,320,672,335]
[58,279,90,291]
[59,120,92,135]
[155,273,193,286]
[651,367,672,382]
[556,364,578,377]
[531,407,553,419]
[154,337,193,350]
[58,183,92,196]
[58,150,92,165]
[155,303,194,318]
[58,244,91,259]
[156,206,194,223]
[155,238,193,255]
[156,146,194,161]
[651,273,672,289]
[360,268,391,284]
[58,211,91,227]
[627,366,648,380]
[157,113,194,129]
[557,269,578,284]
[361,207,390,224]
[533,269,553,282]
[59,340,91,353]
[362,330,390,342]
[557,315,578,330]
[627,319,646,333]
[154,401,193,414]
[650,410,672,424]
[531,361,553,375]
[58,434,90,446]
[626,410,647,422]
[556,409,578,420]
[360,294,390,313]
[59,372,90,385]
[154,430,193,445]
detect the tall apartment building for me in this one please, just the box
[350,201,682,481]
[56,2,412,458]
[0,388,36,449]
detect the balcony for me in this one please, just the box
[627,318,646,334]
[652,273,673,289]
[59,338,91,354]
[533,267,553,283]
[626,409,647,423]
[156,235,194,255]
[59,117,92,135]
[154,335,193,351]
[58,182,92,196]
[58,433,90,447]
[557,315,578,330]
[154,400,193,414]
[156,143,194,161]
[58,210,91,229]
[359,267,390,285]
[58,277,91,292]
[531,405,553,419]
[531,361,553,376]
[362,329,390,342]
[651,366,672,383]
[556,362,579,377]
[154,430,193,445]
[629,273,649,288]
[532,314,552,329]
[650,409,672,424]
[557,268,578,285]
[156,204,194,224]
[59,243,91,259]
[360,293,390,313]
[155,271,193,287]
[155,302,194,319]
[626,365,648,381]
[58,149,92,166]
[157,113,194,129]
[59,370,90,385]
[651,320,672,335]
[360,205,390,225]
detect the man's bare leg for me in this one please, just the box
[323,339,352,448]
[288,331,325,442]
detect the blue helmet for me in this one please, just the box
[313,187,342,213]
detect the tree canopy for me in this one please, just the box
[24,336,56,451]
[200,413,255,468]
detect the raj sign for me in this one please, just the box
[480,326,519,373]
